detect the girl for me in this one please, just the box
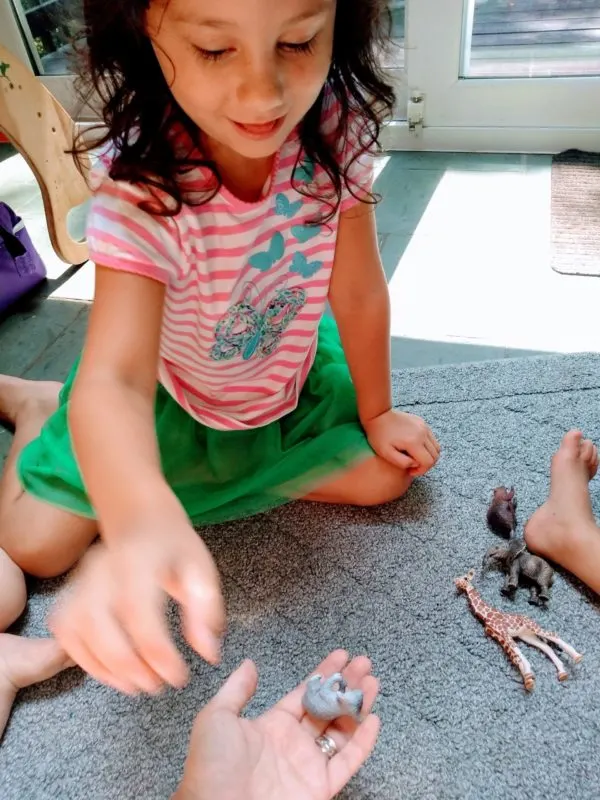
[0,0,439,706]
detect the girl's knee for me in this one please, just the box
[0,497,97,579]
[0,548,27,628]
[351,459,413,507]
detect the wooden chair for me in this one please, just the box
[0,43,90,265]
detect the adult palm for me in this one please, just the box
[175,649,381,800]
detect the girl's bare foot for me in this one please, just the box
[0,633,74,695]
[0,375,62,427]
[525,430,599,566]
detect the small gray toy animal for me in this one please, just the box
[486,486,517,538]
[482,537,554,606]
[302,673,364,722]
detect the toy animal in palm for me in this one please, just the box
[302,672,364,721]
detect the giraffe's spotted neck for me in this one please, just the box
[465,584,493,622]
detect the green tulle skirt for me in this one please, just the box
[16,316,373,525]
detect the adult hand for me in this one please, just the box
[174,649,381,800]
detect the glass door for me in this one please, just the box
[383,0,600,152]
[3,0,93,118]
[5,0,600,148]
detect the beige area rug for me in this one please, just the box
[551,149,600,276]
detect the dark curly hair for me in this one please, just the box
[69,0,396,219]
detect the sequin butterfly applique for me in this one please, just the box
[248,231,285,272]
[210,283,306,362]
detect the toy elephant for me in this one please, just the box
[302,673,364,721]
[482,537,554,606]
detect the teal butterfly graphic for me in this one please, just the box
[289,252,323,279]
[210,283,306,361]
[275,193,303,219]
[294,156,315,184]
[291,224,321,244]
[248,231,285,272]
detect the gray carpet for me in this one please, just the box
[551,149,600,276]
[3,352,600,800]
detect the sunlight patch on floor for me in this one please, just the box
[386,167,600,353]
[49,260,95,301]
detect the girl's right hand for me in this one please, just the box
[48,520,226,695]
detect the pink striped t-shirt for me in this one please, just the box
[85,88,374,431]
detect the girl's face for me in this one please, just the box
[146,0,336,161]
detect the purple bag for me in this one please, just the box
[0,202,47,314]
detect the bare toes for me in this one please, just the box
[581,438,593,462]
[561,429,583,456]
[580,439,598,479]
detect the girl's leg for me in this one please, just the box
[0,376,97,578]
[304,455,413,506]
[0,376,95,740]
[0,548,73,740]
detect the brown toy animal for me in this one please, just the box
[482,538,555,606]
[487,486,517,538]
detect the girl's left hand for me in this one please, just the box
[363,409,440,476]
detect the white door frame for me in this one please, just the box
[383,0,600,153]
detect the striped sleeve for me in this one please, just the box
[339,107,376,213]
[85,164,185,285]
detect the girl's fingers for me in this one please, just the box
[169,561,226,667]
[50,610,139,695]
[428,431,441,454]
[326,714,381,796]
[86,602,165,694]
[117,571,189,690]
[385,446,417,471]
[424,438,439,466]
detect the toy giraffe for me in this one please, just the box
[455,568,583,691]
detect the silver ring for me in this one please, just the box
[315,734,338,759]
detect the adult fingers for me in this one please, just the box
[326,714,381,797]
[328,674,380,739]
[206,659,258,715]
